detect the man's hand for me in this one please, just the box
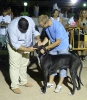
[40,49,45,54]
[27,47,37,52]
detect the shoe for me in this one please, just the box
[24,83,33,87]
[82,55,86,61]
[54,85,62,93]
[47,83,53,88]
[69,44,72,50]
[12,88,21,94]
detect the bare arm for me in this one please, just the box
[45,39,61,50]
[17,46,37,52]
[60,18,63,24]
[40,39,61,54]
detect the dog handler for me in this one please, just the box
[38,15,69,93]
[6,16,40,94]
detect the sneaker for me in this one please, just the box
[47,83,53,88]
[69,44,72,49]
[54,85,62,93]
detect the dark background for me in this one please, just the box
[0,0,87,17]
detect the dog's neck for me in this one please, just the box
[39,52,47,60]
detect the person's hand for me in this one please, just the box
[37,40,43,46]
[40,49,45,54]
[27,47,37,52]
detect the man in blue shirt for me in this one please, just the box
[38,15,69,93]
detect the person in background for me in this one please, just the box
[65,14,79,50]
[50,9,63,24]
[78,9,87,61]
[52,3,63,19]
[0,9,11,49]
[34,2,39,17]
[38,15,69,93]
[6,16,40,94]
[7,7,14,20]
[63,10,68,18]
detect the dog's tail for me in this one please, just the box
[79,60,84,86]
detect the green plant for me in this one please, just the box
[20,12,29,16]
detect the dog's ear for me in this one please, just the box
[33,43,38,48]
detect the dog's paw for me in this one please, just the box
[68,92,73,95]
[77,87,80,90]
[40,90,44,94]
[68,91,75,95]
[40,87,46,94]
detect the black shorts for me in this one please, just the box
[74,34,84,41]
[74,29,84,41]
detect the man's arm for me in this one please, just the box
[17,46,37,52]
[45,39,61,50]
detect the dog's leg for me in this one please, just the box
[69,70,77,95]
[75,75,81,90]
[41,69,49,93]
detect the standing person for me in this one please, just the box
[6,16,40,94]
[65,14,79,50]
[63,10,68,18]
[34,2,39,17]
[50,9,63,24]
[52,3,63,19]
[0,9,11,48]
[78,9,87,60]
[38,15,69,93]
[7,7,14,20]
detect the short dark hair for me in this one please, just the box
[18,18,29,31]
[51,9,59,17]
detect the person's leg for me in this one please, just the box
[78,41,83,60]
[47,49,69,88]
[70,30,74,45]
[19,52,33,86]
[7,44,23,93]
[81,41,87,61]
[55,69,67,93]
[47,51,58,87]
[54,49,69,93]
[0,34,4,47]
[47,73,57,88]
[48,75,55,84]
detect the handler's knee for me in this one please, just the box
[51,73,57,76]
[60,69,67,77]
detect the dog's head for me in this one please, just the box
[33,43,48,58]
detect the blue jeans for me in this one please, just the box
[49,48,69,77]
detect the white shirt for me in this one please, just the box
[0,15,11,24]
[50,17,60,22]
[0,15,11,35]
[34,6,39,13]
[6,16,40,50]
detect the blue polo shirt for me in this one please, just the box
[45,20,69,51]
